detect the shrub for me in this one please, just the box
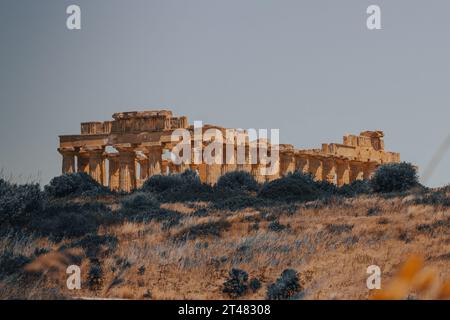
[121,192,160,211]
[338,180,371,197]
[223,268,249,298]
[28,202,116,241]
[87,263,103,290]
[266,269,301,300]
[173,220,231,242]
[44,173,109,198]
[0,251,31,279]
[216,171,259,193]
[249,278,262,292]
[119,192,181,225]
[258,172,324,202]
[413,191,450,207]
[141,170,213,202]
[60,234,118,260]
[213,195,267,211]
[0,179,43,227]
[370,162,419,193]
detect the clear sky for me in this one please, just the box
[0,0,449,187]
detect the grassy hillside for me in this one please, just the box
[0,167,449,300]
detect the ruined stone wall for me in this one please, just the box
[58,110,401,191]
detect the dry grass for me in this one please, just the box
[0,193,448,300]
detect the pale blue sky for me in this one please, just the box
[0,0,449,187]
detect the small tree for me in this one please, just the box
[370,162,419,193]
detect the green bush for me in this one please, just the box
[28,202,116,241]
[216,171,259,194]
[223,268,249,298]
[119,192,181,225]
[0,179,43,227]
[141,170,213,202]
[258,171,325,202]
[266,269,302,300]
[370,162,419,193]
[338,180,371,197]
[44,173,109,198]
[120,192,159,211]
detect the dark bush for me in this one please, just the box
[266,269,301,300]
[249,278,262,292]
[141,170,213,202]
[0,251,31,279]
[191,208,209,217]
[0,179,43,227]
[29,202,116,241]
[44,173,109,198]
[370,162,419,193]
[223,268,249,298]
[216,171,259,193]
[119,192,181,225]
[213,195,268,211]
[121,192,160,211]
[338,180,371,197]
[87,263,103,290]
[173,220,231,242]
[258,172,324,202]
[60,234,118,260]
[413,191,450,207]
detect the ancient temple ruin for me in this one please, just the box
[58,110,400,192]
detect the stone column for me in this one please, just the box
[295,155,309,174]
[108,154,120,191]
[349,161,364,182]
[146,146,162,177]
[363,162,378,180]
[139,159,149,181]
[336,160,350,186]
[206,164,221,185]
[280,151,295,176]
[308,157,323,181]
[77,152,90,174]
[117,148,136,192]
[88,148,105,184]
[322,159,337,184]
[58,148,76,174]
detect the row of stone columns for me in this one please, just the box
[59,146,165,193]
[60,145,379,191]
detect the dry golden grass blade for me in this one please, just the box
[397,255,424,281]
[24,248,83,274]
[412,268,437,293]
[435,279,450,300]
